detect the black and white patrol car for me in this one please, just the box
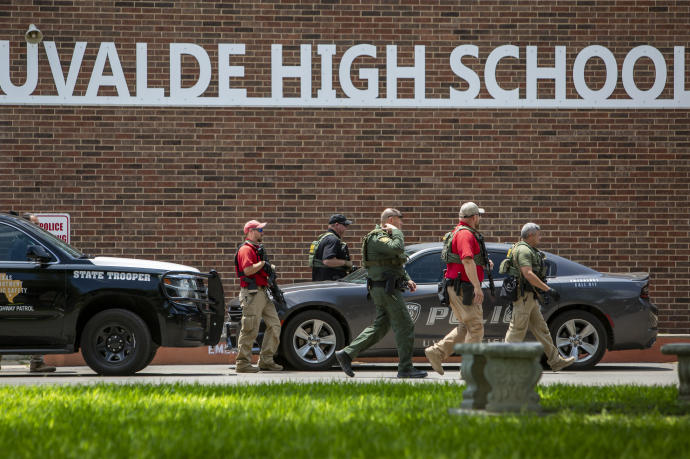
[229,242,658,371]
[0,212,224,376]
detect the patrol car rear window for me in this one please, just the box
[405,252,445,284]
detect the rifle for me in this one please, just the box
[476,233,496,297]
[257,245,287,308]
[486,263,496,297]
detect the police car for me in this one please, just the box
[229,242,658,371]
[0,212,224,376]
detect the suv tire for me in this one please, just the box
[81,309,152,376]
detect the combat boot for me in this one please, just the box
[397,367,428,379]
[258,361,283,371]
[424,346,444,375]
[29,361,56,373]
[335,350,354,377]
[550,356,576,372]
[235,362,260,373]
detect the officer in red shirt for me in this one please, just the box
[424,202,493,375]
[234,220,283,373]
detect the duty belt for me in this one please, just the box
[367,276,407,295]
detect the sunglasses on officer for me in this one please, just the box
[251,227,263,233]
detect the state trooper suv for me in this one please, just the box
[0,212,224,376]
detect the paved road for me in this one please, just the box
[0,362,678,387]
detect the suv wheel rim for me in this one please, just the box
[555,318,599,363]
[292,319,337,364]
[95,324,136,363]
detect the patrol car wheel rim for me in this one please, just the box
[292,319,337,364]
[555,318,599,363]
[94,324,136,364]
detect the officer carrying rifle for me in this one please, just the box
[502,222,575,371]
[335,208,427,379]
[233,220,283,373]
[425,202,493,375]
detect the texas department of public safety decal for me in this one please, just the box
[0,273,26,303]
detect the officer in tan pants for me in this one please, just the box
[233,220,282,373]
[425,202,492,375]
[504,223,575,371]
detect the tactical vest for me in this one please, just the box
[499,241,546,296]
[308,232,334,268]
[234,241,263,287]
[361,228,406,268]
[441,225,488,267]
[506,241,546,278]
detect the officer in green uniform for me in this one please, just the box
[335,208,427,379]
[504,222,575,371]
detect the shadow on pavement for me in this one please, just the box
[586,364,673,372]
[0,371,80,377]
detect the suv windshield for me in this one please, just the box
[31,224,84,258]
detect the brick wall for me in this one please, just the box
[1,1,688,332]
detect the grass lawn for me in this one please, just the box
[0,382,688,459]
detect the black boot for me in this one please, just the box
[397,367,427,379]
[335,350,354,377]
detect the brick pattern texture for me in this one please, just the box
[1,1,688,332]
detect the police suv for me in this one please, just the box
[0,212,224,375]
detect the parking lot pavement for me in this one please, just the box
[0,362,679,387]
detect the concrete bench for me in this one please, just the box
[453,342,544,413]
[661,343,690,403]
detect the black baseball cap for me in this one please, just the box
[329,214,352,225]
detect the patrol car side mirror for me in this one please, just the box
[26,245,52,263]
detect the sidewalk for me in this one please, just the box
[0,362,678,387]
[41,333,690,367]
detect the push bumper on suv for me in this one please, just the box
[160,270,225,347]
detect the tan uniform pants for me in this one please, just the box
[504,292,560,365]
[236,287,281,366]
[429,286,484,360]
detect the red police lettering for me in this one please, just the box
[40,222,64,232]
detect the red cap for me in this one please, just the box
[244,220,267,234]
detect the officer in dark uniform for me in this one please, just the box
[335,208,427,379]
[0,212,56,373]
[310,214,353,281]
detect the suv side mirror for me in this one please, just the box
[26,245,52,263]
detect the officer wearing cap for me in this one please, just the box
[233,220,283,373]
[335,208,427,379]
[310,214,353,281]
[424,202,492,375]
[504,223,575,371]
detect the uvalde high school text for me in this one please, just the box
[2,41,690,108]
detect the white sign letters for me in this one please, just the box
[0,41,688,108]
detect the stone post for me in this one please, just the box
[482,342,544,413]
[454,343,490,410]
[661,343,690,403]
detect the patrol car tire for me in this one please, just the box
[136,344,159,372]
[549,310,607,370]
[281,310,345,371]
[81,309,153,376]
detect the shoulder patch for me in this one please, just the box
[379,236,391,243]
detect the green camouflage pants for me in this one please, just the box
[342,287,414,372]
